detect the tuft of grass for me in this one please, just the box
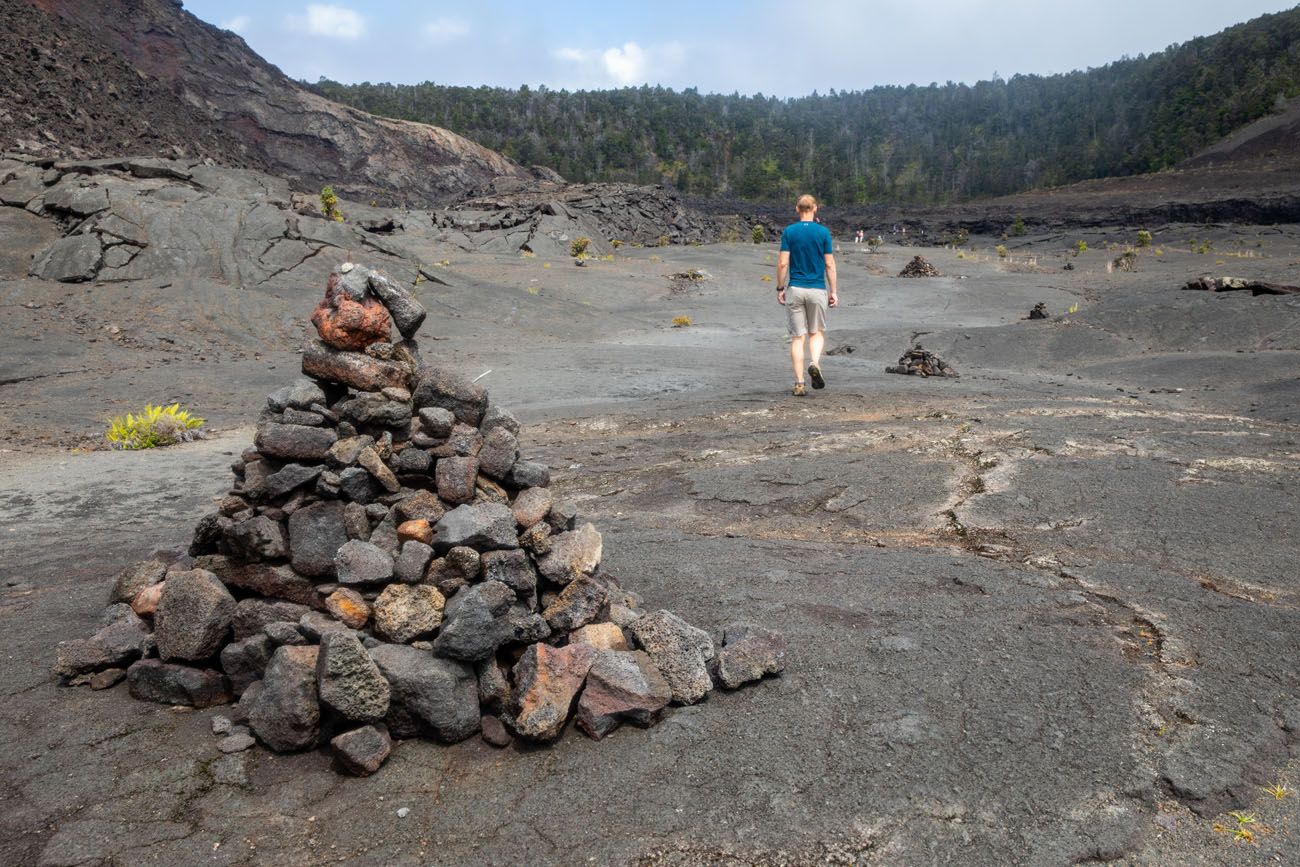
[542,262,551,269]
[995,244,1008,258]
[761,274,773,282]
[1136,229,1153,247]
[610,239,623,249]
[1264,782,1291,799]
[1074,240,1088,256]
[106,403,205,450]
[570,237,591,259]
[751,224,766,244]
[672,315,692,327]
[1009,217,1026,237]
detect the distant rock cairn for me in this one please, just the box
[898,255,941,278]
[53,263,786,775]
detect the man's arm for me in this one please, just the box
[824,253,838,307]
[777,251,790,304]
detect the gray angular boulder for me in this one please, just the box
[367,270,427,338]
[713,622,788,689]
[536,523,602,584]
[267,378,326,412]
[53,610,155,678]
[255,422,338,461]
[31,234,103,282]
[154,569,236,661]
[232,599,313,640]
[477,427,518,480]
[431,581,515,662]
[220,633,274,695]
[542,574,609,632]
[628,609,715,705]
[481,549,538,609]
[224,515,288,562]
[368,643,479,742]
[316,631,390,723]
[263,463,323,500]
[433,503,518,552]
[576,650,672,740]
[435,455,479,505]
[249,645,321,752]
[412,367,488,427]
[334,539,394,585]
[331,725,392,776]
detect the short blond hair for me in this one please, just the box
[796,194,817,213]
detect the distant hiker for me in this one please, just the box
[777,194,838,396]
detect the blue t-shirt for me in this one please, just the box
[780,221,834,289]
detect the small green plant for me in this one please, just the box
[1066,302,1080,315]
[1264,782,1291,799]
[672,315,692,327]
[106,403,205,450]
[1136,229,1152,247]
[1009,217,1026,237]
[1112,250,1137,272]
[867,235,883,252]
[657,234,670,247]
[761,274,773,283]
[1074,240,1088,256]
[956,250,966,259]
[610,239,623,249]
[319,186,343,222]
[995,244,1009,258]
[569,237,591,259]
[751,224,766,244]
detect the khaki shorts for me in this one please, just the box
[785,285,828,336]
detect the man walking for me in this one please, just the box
[776,194,838,396]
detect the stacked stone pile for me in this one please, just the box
[53,263,786,775]
[898,256,941,278]
[1026,302,1049,320]
[885,344,959,378]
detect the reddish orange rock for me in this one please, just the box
[131,581,165,617]
[310,272,392,350]
[397,519,433,545]
[325,588,371,629]
[510,642,597,741]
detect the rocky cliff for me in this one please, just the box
[7,0,538,206]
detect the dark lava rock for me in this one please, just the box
[628,609,715,705]
[575,650,672,740]
[542,574,609,632]
[476,658,511,714]
[339,391,412,429]
[263,463,324,499]
[127,660,231,708]
[335,539,394,585]
[220,633,274,695]
[288,500,349,578]
[249,645,320,752]
[368,643,479,742]
[30,235,103,282]
[431,581,514,662]
[477,427,518,480]
[433,503,519,552]
[108,556,168,605]
[393,489,447,524]
[331,725,392,776]
[224,515,288,562]
[215,560,322,608]
[232,599,312,640]
[417,406,456,439]
[267,379,326,413]
[154,569,236,662]
[393,540,434,584]
[316,631,390,723]
[413,367,488,427]
[480,405,520,437]
[480,715,512,748]
[53,609,154,678]
[481,549,538,608]
[511,642,598,742]
[255,422,338,462]
[367,269,427,338]
[435,455,478,504]
[511,488,553,529]
[506,459,550,490]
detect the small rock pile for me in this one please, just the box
[1026,302,1049,320]
[885,344,959,378]
[54,264,785,775]
[898,256,941,278]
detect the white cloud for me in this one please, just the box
[220,15,251,34]
[289,4,366,40]
[425,16,470,45]
[554,41,686,87]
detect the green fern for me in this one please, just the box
[106,403,205,450]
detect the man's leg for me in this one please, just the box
[808,331,824,368]
[790,335,805,383]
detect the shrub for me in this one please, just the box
[1010,217,1026,237]
[106,403,205,450]
[1136,229,1152,247]
[672,315,692,327]
[867,236,883,251]
[610,239,623,249]
[1074,240,1088,256]
[319,186,343,222]
[751,224,766,244]
[657,234,670,247]
[995,244,1009,258]
[569,237,591,258]
[1112,250,1137,272]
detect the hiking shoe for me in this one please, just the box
[808,364,826,389]
[792,383,807,397]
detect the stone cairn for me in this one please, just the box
[1026,302,1049,320]
[54,264,786,775]
[898,255,941,278]
[885,344,959,378]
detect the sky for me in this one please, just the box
[183,1,1300,96]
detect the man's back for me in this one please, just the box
[780,221,834,289]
